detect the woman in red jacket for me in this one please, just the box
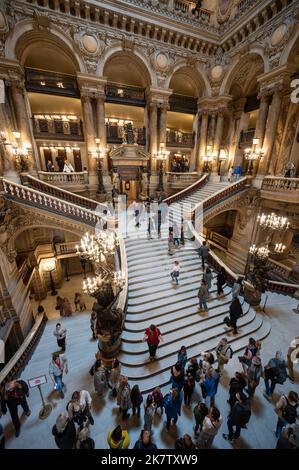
[143,324,162,361]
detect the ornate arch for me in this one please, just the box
[166,61,211,97]
[5,21,85,73]
[100,46,154,86]
[220,52,266,95]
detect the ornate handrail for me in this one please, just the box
[261,176,299,192]
[38,171,89,186]
[164,173,209,205]
[24,175,105,211]
[1,178,106,228]
[0,313,47,386]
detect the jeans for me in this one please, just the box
[166,415,178,430]
[132,405,141,417]
[227,417,241,439]
[276,417,287,438]
[174,238,180,246]
[264,377,276,396]
[54,374,63,392]
[171,271,179,284]
[199,300,207,310]
[148,343,158,358]
[205,396,215,408]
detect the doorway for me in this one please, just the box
[121,180,138,201]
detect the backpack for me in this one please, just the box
[282,396,298,424]
[273,364,287,385]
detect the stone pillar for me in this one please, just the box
[258,88,283,175]
[252,94,271,176]
[81,93,97,176]
[158,103,168,147]
[212,111,225,173]
[198,111,209,171]
[208,113,216,146]
[190,112,199,172]
[96,94,108,172]
[149,102,158,172]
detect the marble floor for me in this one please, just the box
[1,271,299,449]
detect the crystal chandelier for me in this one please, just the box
[83,271,125,299]
[274,243,286,254]
[249,244,270,259]
[257,212,290,231]
[76,230,119,265]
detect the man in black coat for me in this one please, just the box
[1,380,31,437]
[223,392,251,441]
[229,297,243,334]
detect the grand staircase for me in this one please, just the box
[120,180,271,392]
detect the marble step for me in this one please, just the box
[128,260,209,285]
[121,303,252,355]
[122,319,271,393]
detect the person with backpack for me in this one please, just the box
[183,373,195,407]
[275,391,299,438]
[228,372,247,408]
[225,297,243,334]
[215,337,233,374]
[246,355,263,398]
[199,241,210,270]
[107,425,130,449]
[193,401,209,435]
[152,387,164,415]
[200,367,220,407]
[216,267,226,296]
[144,395,156,432]
[164,388,182,431]
[223,392,251,442]
[197,406,223,449]
[198,279,209,312]
[263,351,288,401]
[131,385,143,418]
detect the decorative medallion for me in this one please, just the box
[82,34,98,54]
[211,65,224,80]
[270,24,287,47]
[156,52,169,71]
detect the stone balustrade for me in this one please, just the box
[202,177,249,213]
[1,179,104,228]
[164,173,209,204]
[55,241,79,257]
[261,177,299,203]
[38,171,89,187]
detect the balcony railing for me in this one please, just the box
[32,117,84,141]
[166,129,194,147]
[167,172,198,183]
[169,94,198,114]
[38,171,88,187]
[25,68,80,98]
[55,242,79,257]
[239,129,255,148]
[261,177,299,203]
[106,124,146,145]
[106,83,146,106]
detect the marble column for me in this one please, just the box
[253,94,271,176]
[158,103,168,147]
[258,88,283,175]
[96,94,108,172]
[190,112,199,172]
[208,113,216,146]
[81,93,97,175]
[198,111,208,171]
[149,102,158,172]
[212,111,225,174]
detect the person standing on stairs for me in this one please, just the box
[173,221,180,247]
[168,227,174,255]
[198,279,209,312]
[164,388,182,432]
[53,323,67,352]
[143,324,162,361]
[226,297,243,335]
[232,278,243,300]
[1,380,31,438]
[117,376,132,420]
[170,260,180,285]
[199,241,210,270]
[203,267,213,295]
[216,267,226,297]
[49,351,68,399]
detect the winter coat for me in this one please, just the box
[117,384,132,410]
[94,367,108,394]
[198,285,209,301]
[52,420,76,449]
[217,272,226,286]
[163,392,182,419]
[229,299,243,321]
[202,371,220,398]
[203,272,213,289]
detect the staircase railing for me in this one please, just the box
[164,173,208,205]
[201,177,248,213]
[0,313,47,387]
[23,175,104,211]
[1,178,106,228]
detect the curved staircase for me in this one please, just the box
[121,180,271,392]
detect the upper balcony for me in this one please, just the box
[238,129,255,148]
[261,177,299,204]
[32,114,84,141]
[106,83,146,107]
[169,94,197,115]
[25,68,80,98]
[166,128,194,148]
[106,121,146,146]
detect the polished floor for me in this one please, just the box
[1,271,299,449]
